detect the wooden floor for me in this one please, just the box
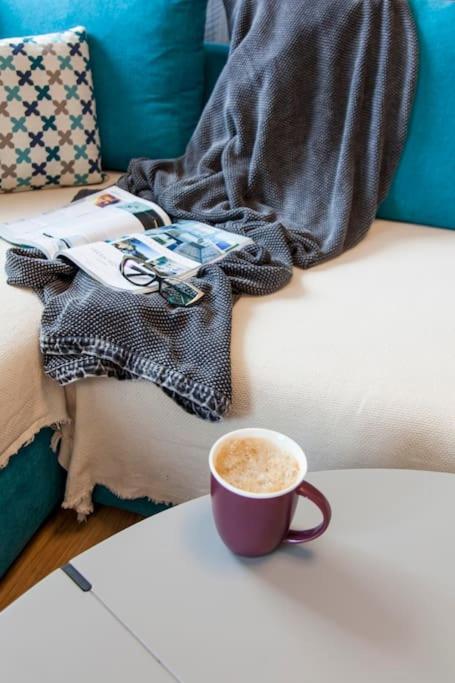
[0,505,142,612]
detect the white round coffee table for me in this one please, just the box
[2,470,455,682]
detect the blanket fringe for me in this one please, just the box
[0,417,71,471]
[61,487,95,521]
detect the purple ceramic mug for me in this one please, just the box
[209,428,332,557]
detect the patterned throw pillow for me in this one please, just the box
[0,26,103,193]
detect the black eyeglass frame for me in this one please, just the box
[119,255,204,307]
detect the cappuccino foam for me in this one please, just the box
[215,437,300,493]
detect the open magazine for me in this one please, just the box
[0,186,252,294]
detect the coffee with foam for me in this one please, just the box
[215,436,300,494]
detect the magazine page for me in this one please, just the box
[0,186,171,259]
[62,233,200,293]
[146,220,253,265]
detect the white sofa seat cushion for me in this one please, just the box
[2,181,454,512]
[60,220,455,514]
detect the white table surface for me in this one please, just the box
[0,566,175,682]
[71,469,455,683]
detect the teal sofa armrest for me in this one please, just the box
[0,429,65,578]
[203,42,229,106]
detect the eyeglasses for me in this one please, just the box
[119,256,204,307]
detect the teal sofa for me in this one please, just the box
[2,0,455,579]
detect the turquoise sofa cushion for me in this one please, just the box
[0,429,65,578]
[378,0,455,229]
[0,0,208,171]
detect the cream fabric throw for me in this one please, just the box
[0,241,68,467]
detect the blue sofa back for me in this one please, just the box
[2,3,453,229]
[0,0,208,171]
[378,0,455,229]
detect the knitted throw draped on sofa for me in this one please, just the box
[6,0,418,421]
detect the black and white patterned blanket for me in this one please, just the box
[6,0,418,421]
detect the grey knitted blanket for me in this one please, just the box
[6,0,417,421]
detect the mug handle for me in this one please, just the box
[284,481,332,544]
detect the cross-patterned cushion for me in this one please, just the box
[0,26,103,193]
